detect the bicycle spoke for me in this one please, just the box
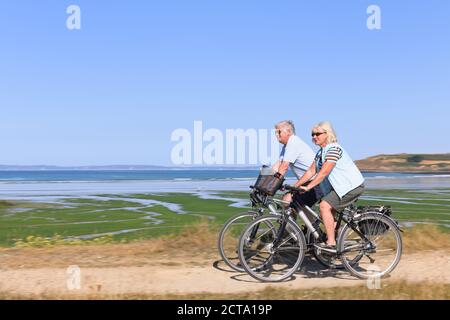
[253,228,274,243]
[238,216,305,282]
[219,213,261,272]
[339,214,402,279]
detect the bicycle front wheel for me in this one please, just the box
[338,213,402,279]
[238,215,306,282]
[218,212,260,272]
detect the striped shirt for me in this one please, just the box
[317,143,365,199]
[324,146,343,163]
[315,146,343,170]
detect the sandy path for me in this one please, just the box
[0,250,448,297]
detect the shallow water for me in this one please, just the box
[193,191,250,208]
[1,174,449,199]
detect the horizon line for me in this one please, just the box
[1,152,449,168]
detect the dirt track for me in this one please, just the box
[0,245,448,297]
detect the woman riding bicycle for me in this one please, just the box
[293,121,365,250]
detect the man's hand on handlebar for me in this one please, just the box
[298,186,309,193]
[283,184,309,193]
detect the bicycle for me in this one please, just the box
[218,166,346,272]
[238,184,403,282]
[218,187,289,272]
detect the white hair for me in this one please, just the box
[275,120,296,135]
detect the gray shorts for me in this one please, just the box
[322,184,365,212]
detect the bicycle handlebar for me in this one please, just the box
[283,184,304,193]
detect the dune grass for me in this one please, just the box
[133,280,450,300]
[0,280,447,300]
[4,219,448,259]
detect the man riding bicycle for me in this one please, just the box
[272,120,323,212]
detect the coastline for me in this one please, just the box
[1,174,450,198]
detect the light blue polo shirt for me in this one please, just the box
[280,135,315,179]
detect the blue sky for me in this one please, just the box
[0,1,449,166]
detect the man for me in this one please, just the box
[272,120,322,208]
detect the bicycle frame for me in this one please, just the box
[245,190,287,245]
[238,185,403,281]
[249,187,375,256]
[292,202,374,256]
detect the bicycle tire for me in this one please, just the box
[218,212,259,272]
[238,215,307,282]
[338,213,402,280]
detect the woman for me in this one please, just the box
[293,121,365,250]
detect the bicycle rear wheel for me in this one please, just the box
[338,213,402,279]
[238,215,306,282]
[218,212,259,272]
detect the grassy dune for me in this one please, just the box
[356,153,450,173]
[2,219,448,264]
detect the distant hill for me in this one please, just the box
[355,153,450,173]
[4,155,450,173]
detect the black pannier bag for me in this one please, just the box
[357,206,393,236]
[254,165,285,196]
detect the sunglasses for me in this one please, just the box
[311,132,327,137]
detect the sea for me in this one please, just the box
[0,170,449,199]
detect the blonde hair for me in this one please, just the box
[313,121,338,144]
